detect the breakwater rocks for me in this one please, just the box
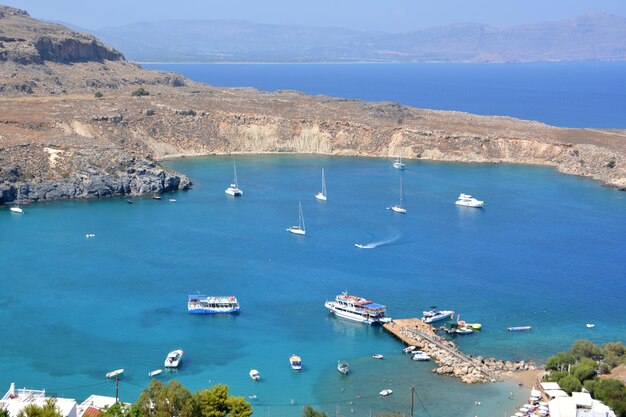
[384,319,538,384]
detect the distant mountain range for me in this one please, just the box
[80,12,626,63]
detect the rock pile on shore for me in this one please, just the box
[397,326,538,384]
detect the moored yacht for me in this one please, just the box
[249,369,260,381]
[188,295,240,314]
[225,161,243,196]
[455,193,484,208]
[392,156,405,170]
[412,351,431,361]
[164,349,184,368]
[11,189,24,213]
[324,291,390,325]
[421,307,454,324]
[287,201,306,235]
[388,175,407,214]
[315,168,327,201]
[290,354,302,370]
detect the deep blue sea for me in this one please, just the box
[2,64,626,417]
[144,62,626,128]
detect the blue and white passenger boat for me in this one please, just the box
[188,295,240,314]
[324,291,390,325]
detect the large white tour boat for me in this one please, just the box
[188,295,240,314]
[324,292,390,325]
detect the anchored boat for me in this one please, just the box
[421,307,454,324]
[106,369,124,379]
[290,355,302,371]
[188,295,240,314]
[164,349,184,368]
[249,369,260,381]
[225,161,243,196]
[412,351,431,361]
[337,361,349,375]
[287,201,306,235]
[324,291,390,325]
[455,193,485,208]
[507,326,532,331]
[315,168,327,201]
[388,175,407,214]
[148,369,162,378]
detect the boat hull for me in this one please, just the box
[188,307,240,314]
[10,207,23,213]
[287,227,305,235]
[315,193,327,201]
[325,303,382,325]
[390,206,407,214]
[225,189,243,196]
[455,200,484,208]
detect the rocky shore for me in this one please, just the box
[385,319,539,384]
[1,5,625,206]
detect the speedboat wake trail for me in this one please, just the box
[354,232,400,249]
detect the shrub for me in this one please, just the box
[572,340,602,360]
[131,87,150,97]
[559,375,583,395]
[94,91,103,98]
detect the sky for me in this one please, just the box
[5,0,626,32]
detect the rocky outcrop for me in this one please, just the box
[0,6,123,64]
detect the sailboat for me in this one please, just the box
[225,161,243,196]
[315,168,327,201]
[392,156,405,170]
[10,188,23,214]
[287,201,306,235]
[388,175,407,214]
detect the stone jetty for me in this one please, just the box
[384,318,537,384]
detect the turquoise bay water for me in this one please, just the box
[2,156,626,416]
[144,62,626,128]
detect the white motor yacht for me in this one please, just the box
[380,389,393,396]
[455,193,484,208]
[337,361,349,375]
[421,307,454,324]
[164,349,184,368]
[106,369,124,379]
[412,351,431,361]
[249,369,260,381]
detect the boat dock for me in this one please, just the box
[383,318,536,383]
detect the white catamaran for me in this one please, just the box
[315,168,327,201]
[388,175,407,214]
[287,201,306,235]
[225,161,243,196]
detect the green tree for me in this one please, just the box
[593,379,626,417]
[558,375,583,395]
[572,358,599,382]
[1,408,10,417]
[194,384,251,417]
[131,87,150,97]
[572,340,602,360]
[94,91,103,98]
[136,380,194,417]
[546,370,569,382]
[603,342,626,358]
[226,396,252,417]
[546,351,576,371]
[100,403,139,417]
[302,405,328,417]
[16,399,63,417]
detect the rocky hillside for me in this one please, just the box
[0,6,625,205]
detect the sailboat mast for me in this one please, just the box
[321,168,326,196]
[399,176,405,208]
[233,161,238,187]
[299,201,305,231]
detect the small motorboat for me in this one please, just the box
[152,195,162,200]
[403,346,416,354]
[290,354,302,370]
[379,389,393,397]
[10,206,23,214]
[507,326,532,331]
[372,354,384,360]
[337,361,349,375]
[106,369,124,379]
[126,199,134,204]
[355,243,376,249]
[169,199,177,202]
[249,369,260,381]
[586,323,595,328]
[148,369,162,378]
[85,233,96,238]
[164,349,184,368]
[412,351,431,361]
[248,395,257,400]
[455,326,474,334]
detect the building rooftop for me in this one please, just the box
[77,395,118,417]
[1,383,76,417]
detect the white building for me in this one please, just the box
[76,395,119,417]
[549,390,616,417]
[0,383,77,417]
